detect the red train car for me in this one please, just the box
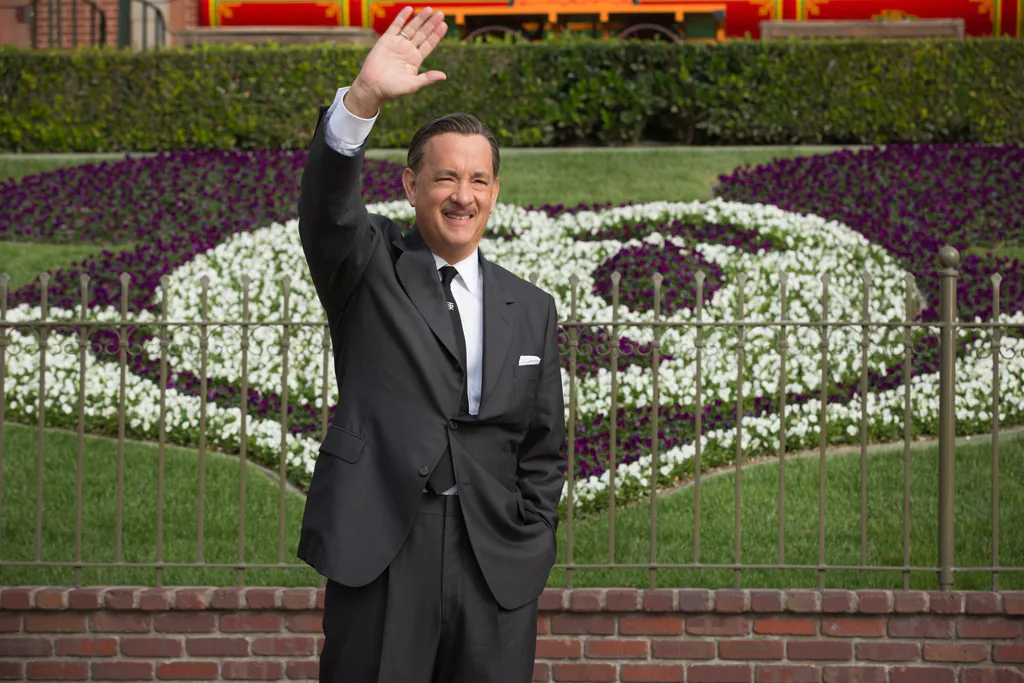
[198,0,1023,40]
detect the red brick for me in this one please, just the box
[786,591,820,613]
[188,637,251,657]
[104,588,137,610]
[245,588,279,610]
[643,589,675,612]
[856,642,920,662]
[822,618,885,638]
[220,614,282,633]
[91,613,152,633]
[35,587,69,609]
[533,663,550,682]
[993,644,1024,663]
[2,637,53,657]
[888,617,953,639]
[678,589,713,612]
[891,667,956,683]
[538,617,550,636]
[210,589,242,610]
[286,614,322,633]
[821,591,855,613]
[569,589,603,612]
[120,638,183,658]
[552,663,616,682]
[822,667,885,683]
[715,590,747,613]
[686,616,749,636]
[56,637,118,657]
[586,640,648,658]
[958,618,1022,639]
[285,660,319,680]
[928,592,964,614]
[720,641,784,661]
[688,664,753,683]
[0,587,35,610]
[27,662,87,680]
[156,661,218,680]
[0,662,23,680]
[539,589,566,611]
[855,591,892,614]
[139,589,171,611]
[960,668,1024,683]
[922,643,988,663]
[68,589,104,610]
[91,661,154,681]
[550,615,615,635]
[0,614,19,633]
[965,593,1000,615]
[755,666,819,683]
[535,639,582,659]
[650,640,714,660]
[621,615,683,635]
[1003,592,1024,615]
[750,591,784,613]
[787,641,854,661]
[222,661,284,680]
[754,617,815,636]
[24,613,87,632]
[316,589,326,610]
[621,664,684,682]
[154,613,215,633]
[252,636,316,657]
[282,589,315,611]
[171,589,209,610]
[607,589,640,611]
[894,592,929,613]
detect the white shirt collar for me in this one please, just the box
[433,248,480,295]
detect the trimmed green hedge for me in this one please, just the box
[2,38,1023,151]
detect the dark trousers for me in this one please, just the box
[319,493,539,683]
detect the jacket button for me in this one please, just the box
[419,466,430,476]
[449,420,458,430]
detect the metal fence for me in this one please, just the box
[0,246,1021,591]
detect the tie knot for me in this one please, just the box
[439,265,458,287]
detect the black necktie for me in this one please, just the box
[439,265,470,414]
[426,265,468,494]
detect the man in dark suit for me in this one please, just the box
[295,6,567,682]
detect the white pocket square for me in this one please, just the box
[518,355,541,366]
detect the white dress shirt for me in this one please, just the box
[322,86,485,493]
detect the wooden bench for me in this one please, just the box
[759,18,965,40]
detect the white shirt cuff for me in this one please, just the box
[324,86,379,155]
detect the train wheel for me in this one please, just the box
[615,23,681,42]
[464,25,519,41]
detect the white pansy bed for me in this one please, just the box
[3,199,1023,514]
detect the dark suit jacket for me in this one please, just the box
[295,106,567,611]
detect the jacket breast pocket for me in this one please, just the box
[319,424,366,464]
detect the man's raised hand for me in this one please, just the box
[345,6,448,117]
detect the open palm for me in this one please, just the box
[358,6,449,102]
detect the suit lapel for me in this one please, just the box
[479,252,514,414]
[394,228,461,364]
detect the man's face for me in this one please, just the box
[402,132,500,264]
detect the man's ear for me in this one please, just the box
[490,177,500,212]
[402,167,417,207]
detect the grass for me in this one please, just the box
[0,423,315,587]
[548,432,1024,591]
[1,422,1020,589]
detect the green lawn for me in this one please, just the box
[1,422,1019,589]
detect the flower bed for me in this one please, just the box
[2,146,1024,516]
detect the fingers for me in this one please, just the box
[401,6,434,39]
[417,18,447,57]
[383,5,413,35]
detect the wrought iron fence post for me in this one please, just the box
[938,245,960,591]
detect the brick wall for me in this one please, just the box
[0,587,1021,682]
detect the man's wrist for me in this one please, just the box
[343,79,383,119]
